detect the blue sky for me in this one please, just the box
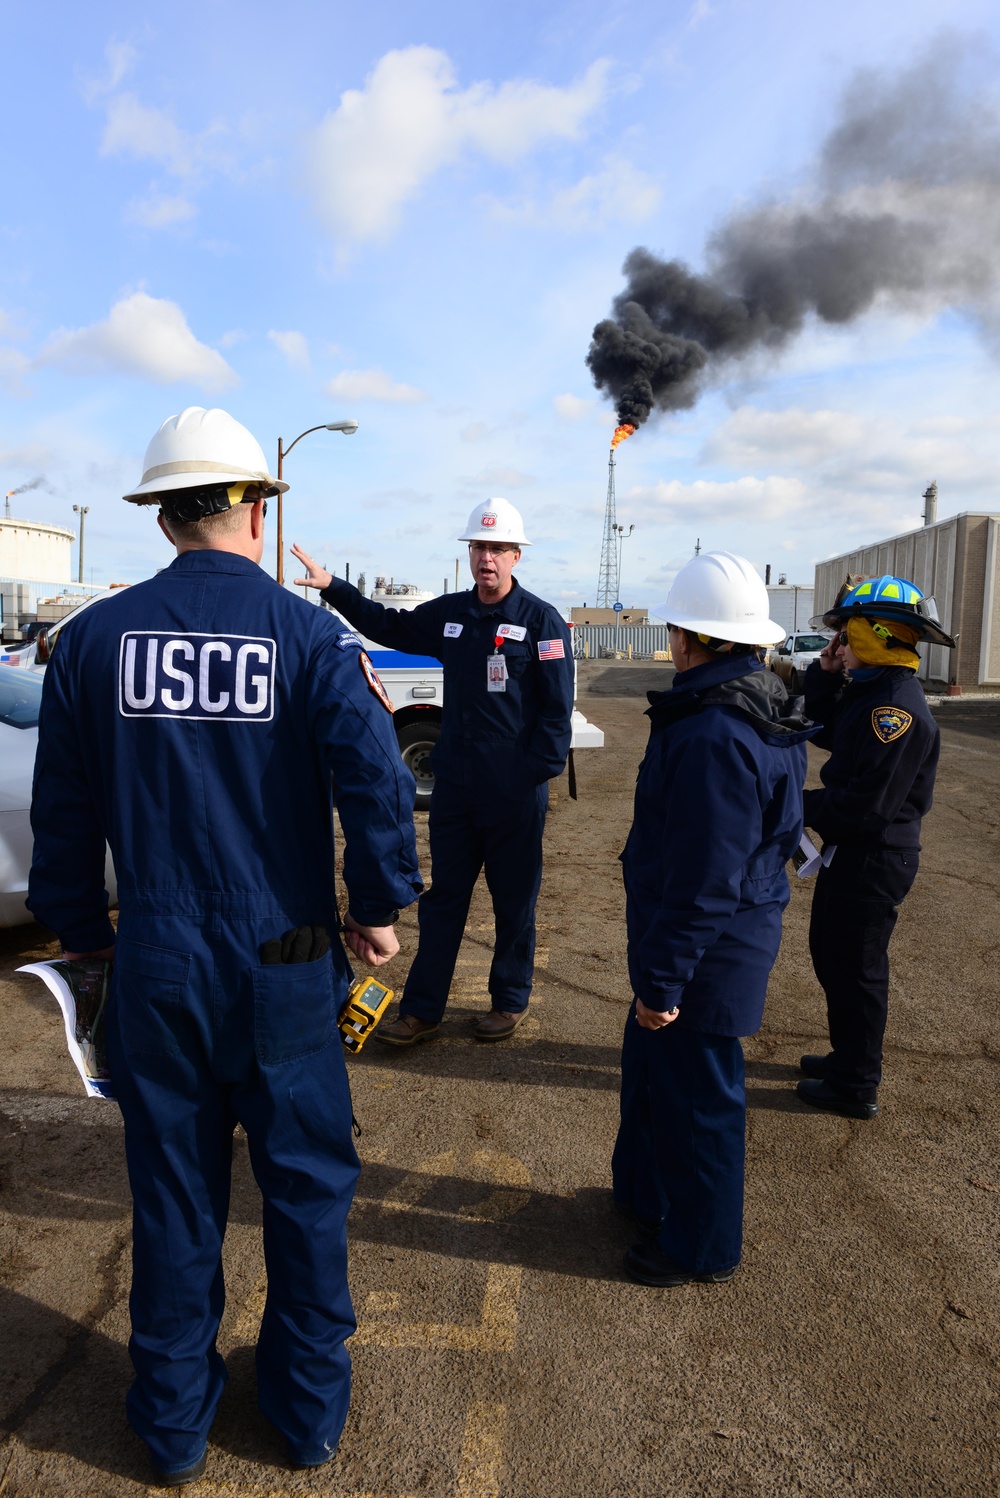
[3,0,1000,611]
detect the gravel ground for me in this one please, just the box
[0,664,997,1496]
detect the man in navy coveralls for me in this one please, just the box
[28,407,421,1485]
[613,551,813,1288]
[290,497,573,1044]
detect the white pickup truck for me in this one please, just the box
[769,630,832,693]
[332,585,604,811]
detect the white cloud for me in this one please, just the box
[101,93,198,176]
[82,39,137,103]
[627,474,809,525]
[554,393,597,422]
[461,421,492,443]
[462,467,533,489]
[703,402,1000,496]
[325,367,425,403]
[37,292,238,392]
[268,330,311,370]
[0,439,51,472]
[0,308,29,342]
[0,347,32,397]
[492,155,661,231]
[304,47,609,246]
[704,406,871,469]
[124,192,197,228]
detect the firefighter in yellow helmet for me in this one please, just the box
[797,575,955,1119]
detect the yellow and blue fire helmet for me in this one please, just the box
[810,574,956,648]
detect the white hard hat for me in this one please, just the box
[123,406,288,504]
[458,498,531,546]
[656,550,785,646]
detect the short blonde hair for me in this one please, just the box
[160,503,253,546]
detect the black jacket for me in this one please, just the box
[802,663,939,850]
[621,655,813,1034]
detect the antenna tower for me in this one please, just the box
[596,450,619,607]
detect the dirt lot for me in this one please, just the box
[0,662,997,1497]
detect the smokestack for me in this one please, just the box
[922,480,938,526]
[765,564,771,586]
[345,562,350,585]
[587,42,1000,430]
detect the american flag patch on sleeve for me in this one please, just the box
[537,638,565,661]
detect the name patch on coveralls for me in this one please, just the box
[118,633,276,721]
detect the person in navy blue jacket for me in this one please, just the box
[290,497,574,1044]
[28,408,421,1485]
[796,574,955,1119]
[612,552,813,1289]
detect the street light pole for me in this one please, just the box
[613,523,635,655]
[275,419,359,586]
[72,504,90,585]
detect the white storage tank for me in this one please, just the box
[0,517,74,582]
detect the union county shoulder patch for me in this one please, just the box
[872,706,913,744]
[360,651,394,714]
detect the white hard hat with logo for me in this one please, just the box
[656,550,785,645]
[458,497,531,546]
[123,406,288,504]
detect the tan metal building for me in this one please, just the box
[570,605,648,625]
[813,512,1000,692]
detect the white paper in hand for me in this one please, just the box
[17,959,116,1100]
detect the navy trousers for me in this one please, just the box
[107,904,359,1474]
[809,845,919,1101]
[401,777,548,1021]
[612,1007,745,1276]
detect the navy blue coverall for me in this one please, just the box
[28,550,421,1474]
[802,662,940,1102]
[321,575,573,1020]
[612,656,812,1274]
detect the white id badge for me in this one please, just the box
[487,655,508,692]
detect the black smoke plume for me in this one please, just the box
[6,477,44,496]
[588,38,1000,429]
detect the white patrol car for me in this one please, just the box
[331,582,604,811]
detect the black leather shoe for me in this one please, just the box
[796,1078,879,1119]
[152,1451,207,1487]
[624,1242,737,1288]
[799,1053,832,1078]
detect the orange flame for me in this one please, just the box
[610,423,635,451]
[5,491,13,498]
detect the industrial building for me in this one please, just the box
[0,512,102,642]
[814,509,1000,692]
[570,605,648,625]
[765,584,814,636]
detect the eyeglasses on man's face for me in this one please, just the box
[469,542,518,556]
